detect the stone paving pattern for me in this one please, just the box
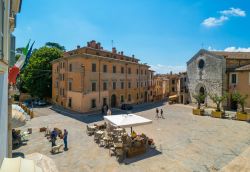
[13,102,250,172]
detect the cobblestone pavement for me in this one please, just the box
[13,103,250,172]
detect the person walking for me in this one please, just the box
[160,109,164,119]
[155,108,159,118]
[51,130,56,147]
[63,129,68,151]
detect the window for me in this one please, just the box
[63,62,65,68]
[121,67,124,74]
[145,82,147,87]
[121,82,124,89]
[141,82,143,87]
[91,99,96,108]
[137,93,139,99]
[128,82,131,88]
[69,64,72,72]
[103,98,107,105]
[150,91,152,96]
[56,66,59,73]
[113,82,116,90]
[137,82,139,88]
[172,79,175,84]
[128,94,131,102]
[68,81,72,91]
[137,69,139,75]
[68,98,72,108]
[231,73,237,84]
[112,66,116,73]
[141,70,143,75]
[56,81,59,88]
[198,59,205,69]
[145,70,147,75]
[172,87,175,92]
[62,74,64,81]
[128,68,131,74]
[92,63,96,72]
[141,93,143,98]
[103,82,107,91]
[121,95,124,103]
[92,82,96,91]
[103,64,107,73]
[63,89,65,96]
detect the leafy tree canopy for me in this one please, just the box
[20,46,62,98]
[45,42,66,51]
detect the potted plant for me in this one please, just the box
[192,93,206,115]
[209,93,228,118]
[232,92,249,121]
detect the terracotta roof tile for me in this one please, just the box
[236,64,250,71]
[209,51,250,60]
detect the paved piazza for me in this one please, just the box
[13,102,250,172]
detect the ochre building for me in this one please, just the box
[51,40,154,113]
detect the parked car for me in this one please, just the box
[37,100,47,106]
[121,104,133,110]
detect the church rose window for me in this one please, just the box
[198,59,205,69]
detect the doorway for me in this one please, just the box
[111,94,116,107]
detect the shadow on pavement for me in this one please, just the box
[50,101,166,124]
[123,148,162,165]
[12,152,25,158]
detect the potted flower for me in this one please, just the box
[192,93,206,115]
[209,93,228,118]
[232,92,249,121]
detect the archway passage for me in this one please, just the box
[199,87,205,104]
[111,94,116,108]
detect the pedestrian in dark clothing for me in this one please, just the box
[63,129,68,150]
[101,106,105,115]
[51,132,56,147]
[155,108,159,118]
[160,109,164,119]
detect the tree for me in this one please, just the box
[209,93,228,111]
[45,42,66,51]
[193,93,206,109]
[232,92,248,113]
[20,46,62,98]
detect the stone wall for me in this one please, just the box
[187,53,226,107]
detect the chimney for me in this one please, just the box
[77,45,80,49]
[170,71,173,75]
[132,54,135,58]
[112,47,117,54]
[121,51,123,55]
[90,40,96,48]
[87,42,90,47]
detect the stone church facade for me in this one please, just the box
[187,49,250,109]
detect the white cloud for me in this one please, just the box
[150,64,186,74]
[202,7,246,28]
[207,46,250,52]
[224,47,250,52]
[202,16,228,27]
[220,8,246,17]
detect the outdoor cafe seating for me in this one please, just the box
[86,114,154,162]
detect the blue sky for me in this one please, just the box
[14,0,250,73]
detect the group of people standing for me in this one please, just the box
[155,108,164,119]
[51,128,68,150]
[102,104,112,116]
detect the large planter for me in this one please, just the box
[193,108,204,116]
[236,112,250,121]
[211,110,224,118]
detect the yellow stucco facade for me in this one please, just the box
[52,40,154,113]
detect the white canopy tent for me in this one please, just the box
[104,114,152,133]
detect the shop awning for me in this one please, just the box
[12,104,27,128]
[0,157,42,172]
[104,114,152,128]
[169,95,178,100]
